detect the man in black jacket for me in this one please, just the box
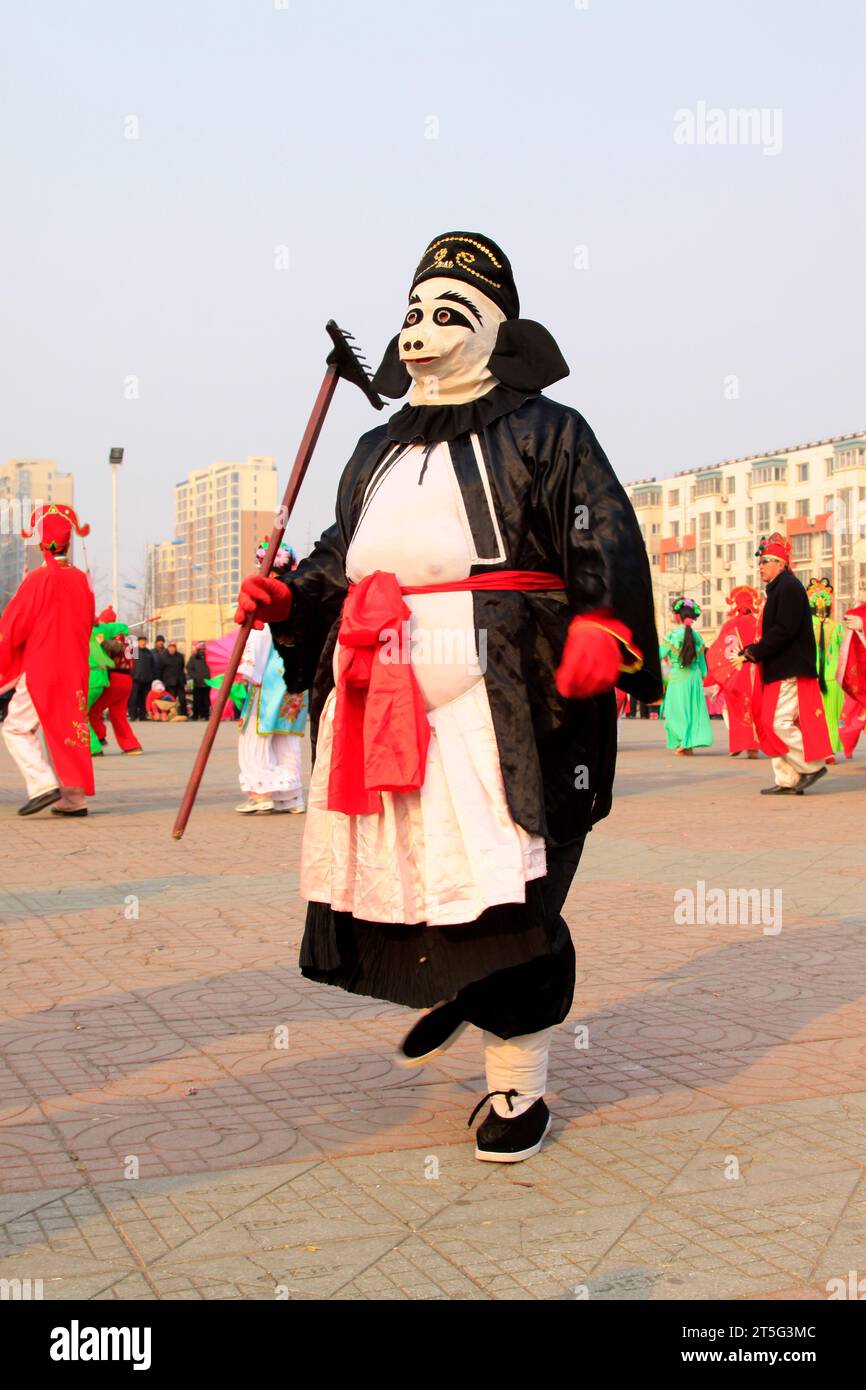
[741,533,832,794]
[129,637,155,721]
[186,643,211,719]
[161,640,187,716]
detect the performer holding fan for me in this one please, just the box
[236,231,662,1161]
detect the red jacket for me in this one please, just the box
[0,559,95,792]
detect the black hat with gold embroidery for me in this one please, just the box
[410,231,519,320]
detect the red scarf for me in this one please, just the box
[327,570,565,815]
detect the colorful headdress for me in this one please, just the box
[21,503,90,552]
[807,577,834,614]
[727,585,760,615]
[755,532,790,563]
[672,596,701,619]
[255,538,295,571]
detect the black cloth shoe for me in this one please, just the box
[798,765,828,791]
[397,999,467,1067]
[50,807,88,817]
[470,1091,552,1163]
[760,784,804,795]
[18,787,61,816]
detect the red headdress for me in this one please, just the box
[727,584,760,615]
[97,605,117,623]
[754,532,790,564]
[21,503,90,553]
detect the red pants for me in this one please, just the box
[89,672,141,752]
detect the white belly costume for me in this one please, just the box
[300,440,546,926]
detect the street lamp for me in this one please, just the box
[109,447,124,612]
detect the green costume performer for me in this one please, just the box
[659,597,713,753]
[87,628,114,755]
[807,578,844,755]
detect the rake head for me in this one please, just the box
[325,320,384,410]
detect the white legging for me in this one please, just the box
[482,1027,553,1117]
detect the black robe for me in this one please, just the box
[270,392,662,1011]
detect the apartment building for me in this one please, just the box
[626,431,866,640]
[0,458,76,607]
[146,456,279,646]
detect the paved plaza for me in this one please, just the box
[0,717,864,1301]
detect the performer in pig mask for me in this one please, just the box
[237,231,661,1161]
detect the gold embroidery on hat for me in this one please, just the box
[416,236,503,293]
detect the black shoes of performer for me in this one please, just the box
[798,766,828,791]
[397,999,468,1068]
[51,807,88,817]
[18,787,62,816]
[760,784,804,795]
[470,1091,552,1163]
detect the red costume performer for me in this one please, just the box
[838,601,866,758]
[742,533,832,794]
[88,607,142,754]
[0,505,95,815]
[704,585,761,756]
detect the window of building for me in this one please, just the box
[751,462,787,485]
[715,577,723,591]
[746,506,753,526]
[824,457,834,477]
[726,510,736,527]
[775,502,787,519]
[796,498,811,518]
[670,521,680,538]
[699,543,711,569]
[701,580,711,605]
[715,544,723,558]
[797,462,810,482]
[700,513,711,535]
[668,489,679,506]
[757,502,770,529]
[791,533,812,560]
[695,475,722,497]
[725,477,735,495]
[715,611,724,626]
[633,487,662,508]
[726,544,736,563]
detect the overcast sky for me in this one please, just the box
[1,0,863,611]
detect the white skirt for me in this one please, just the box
[300,677,546,927]
[238,695,304,800]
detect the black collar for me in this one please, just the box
[386,383,535,444]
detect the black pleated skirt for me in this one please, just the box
[299,840,585,1036]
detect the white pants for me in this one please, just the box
[1,677,86,805]
[483,1027,553,1117]
[1,676,63,800]
[772,677,824,787]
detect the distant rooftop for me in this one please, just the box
[627,429,866,488]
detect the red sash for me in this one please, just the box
[327,570,565,815]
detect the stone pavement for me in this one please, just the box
[1,717,865,1301]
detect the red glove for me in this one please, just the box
[555,614,623,699]
[234,574,292,630]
